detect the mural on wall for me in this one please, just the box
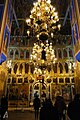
[51,85,62,100]
[51,84,73,101]
[8,83,29,101]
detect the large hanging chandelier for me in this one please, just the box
[33,65,49,80]
[26,0,59,81]
[30,40,57,65]
[26,0,61,37]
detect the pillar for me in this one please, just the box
[74,0,80,94]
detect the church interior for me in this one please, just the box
[0,0,80,107]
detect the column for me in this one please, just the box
[0,0,9,50]
[22,63,25,75]
[74,0,80,94]
[74,0,80,39]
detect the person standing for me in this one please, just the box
[54,96,66,120]
[40,98,59,120]
[67,94,80,120]
[1,95,8,120]
[33,95,40,120]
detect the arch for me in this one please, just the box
[63,36,67,45]
[15,49,19,59]
[33,82,47,98]
[69,48,73,57]
[10,37,15,45]
[20,50,24,58]
[25,63,29,73]
[63,49,67,58]
[67,36,71,45]
[7,78,11,83]
[53,63,57,73]
[64,62,69,73]
[58,62,63,73]
[14,63,18,74]
[26,50,29,58]
[19,63,23,74]
[34,83,39,90]
[8,68,12,74]
[58,49,62,58]
[20,38,25,45]
[10,49,14,58]
[16,37,21,45]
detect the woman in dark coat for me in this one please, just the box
[67,94,80,120]
[54,96,66,120]
[40,98,59,120]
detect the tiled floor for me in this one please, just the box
[8,110,34,120]
[8,110,36,120]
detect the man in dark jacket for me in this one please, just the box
[1,95,8,120]
[67,94,80,120]
[40,98,59,120]
[33,95,40,120]
[54,96,66,120]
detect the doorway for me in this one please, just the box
[33,82,47,101]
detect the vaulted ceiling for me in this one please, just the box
[13,0,71,35]
[0,0,71,35]
[14,0,69,18]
